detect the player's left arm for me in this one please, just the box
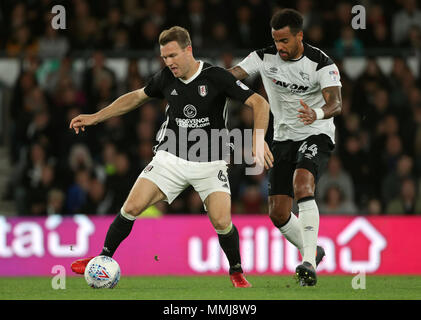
[297,85,342,125]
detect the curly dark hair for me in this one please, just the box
[270,8,303,35]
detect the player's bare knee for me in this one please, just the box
[294,184,314,202]
[212,218,231,232]
[122,201,145,217]
[269,204,290,227]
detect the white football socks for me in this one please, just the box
[297,198,319,268]
[278,213,304,257]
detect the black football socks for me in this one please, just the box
[217,224,243,274]
[100,211,135,257]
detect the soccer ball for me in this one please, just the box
[84,255,121,289]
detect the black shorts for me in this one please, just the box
[268,134,335,198]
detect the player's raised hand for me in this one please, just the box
[297,99,316,125]
[69,114,99,134]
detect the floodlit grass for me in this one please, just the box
[1,275,420,300]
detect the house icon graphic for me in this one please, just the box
[337,217,387,273]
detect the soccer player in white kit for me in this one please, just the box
[229,9,342,286]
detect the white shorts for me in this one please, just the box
[139,150,231,207]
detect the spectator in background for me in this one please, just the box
[370,23,389,49]
[38,19,69,59]
[101,6,129,50]
[297,0,322,32]
[8,2,28,31]
[65,168,91,214]
[135,140,155,171]
[121,0,149,27]
[305,24,326,48]
[68,0,101,50]
[319,184,358,215]
[105,152,137,213]
[205,21,233,51]
[134,19,160,50]
[65,144,94,187]
[392,0,421,46]
[183,0,208,48]
[383,134,404,173]
[245,0,272,47]
[365,198,383,215]
[388,57,413,109]
[101,116,128,148]
[233,5,255,49]
[147,0,169,30]
[324,1,353,47]
[27,164,57,215]
[47,188,66,215]
[386,177,421,214]
[96,141,117,182]
[366,3,389,48]
[351,58,389,118]
[412,106,421,174]
[6,24,39,57]
[340,134,370,206]
[81,177,113,215]
[382,154,414,205]
[45,56,83,99]
[364,88,391,134]
[111,27,130,52]
[316,154,355,205]
[334,26,364,58]
[82,51,117,110]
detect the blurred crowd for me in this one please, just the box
[1,0,421,216]
[2,0,421,58]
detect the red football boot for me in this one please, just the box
[230,272,252,288]
[70,257,94,274]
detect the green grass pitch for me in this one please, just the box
[1,275,420,300]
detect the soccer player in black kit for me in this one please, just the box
[69,26,273,287]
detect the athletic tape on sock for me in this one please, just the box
[215,222,233,235]
[120,208,137,221]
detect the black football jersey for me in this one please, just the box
[144,61,255,162]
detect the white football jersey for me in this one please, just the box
[237,42,341,143]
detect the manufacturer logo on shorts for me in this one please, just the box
[183,104,197,118]
[198,85,208,97]
[143,165,154,173]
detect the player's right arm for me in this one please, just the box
[69,88,150,134]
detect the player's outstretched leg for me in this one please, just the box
[71,177,166,275]
[70,209,136,274]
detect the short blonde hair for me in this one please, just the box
[159,26,191,49]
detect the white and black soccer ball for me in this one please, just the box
[84,255,121,289]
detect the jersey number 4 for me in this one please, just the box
[298,141,318,159]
